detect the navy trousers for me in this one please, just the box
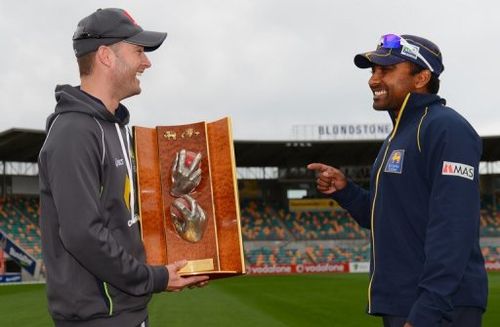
[382,307,483,327]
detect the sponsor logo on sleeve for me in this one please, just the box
[442,161,474,180]
[384,149,405,174]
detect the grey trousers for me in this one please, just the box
[135,316,149,327]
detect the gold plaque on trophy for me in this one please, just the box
[134,117,245,278]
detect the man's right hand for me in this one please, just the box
[165,260,209,292]
[307,163,347,194]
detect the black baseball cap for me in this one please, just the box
[354,34,444,76]
[72,8,167,57]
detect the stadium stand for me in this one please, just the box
[306,244,370,264]
[0,196,42,260]
[480,209,500,237]
[1,185,495,275]
[240,201,368,241]
[1,196,500,274]
[1,129,500,279]
[482,245,500,262]
[283,210,369,240]
[240,201,291,241]
[244,242,371,266]
[241,200,500,268]
[245,246,308,265]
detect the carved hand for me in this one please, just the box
[171,195,207,243]
[171,149,202,196]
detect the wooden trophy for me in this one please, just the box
[134,117,245,279]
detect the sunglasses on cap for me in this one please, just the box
[378,34,434,73]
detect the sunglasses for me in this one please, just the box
[378,34,434,73]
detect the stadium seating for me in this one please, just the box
[240,201,291,241]
[480,209,500,237]
[283,209,369,240]
[240,200,500,267]
[481,245,500,262]
[244,243,371,266]
[306,244,370,264]
[0,196,41,260]
[244,242,500,267]
[245,246,308,265]
[241,201,369,241]
[1,196,500,274]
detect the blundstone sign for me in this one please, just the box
[292,123,392,140]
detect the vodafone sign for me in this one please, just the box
[247,263,349,275]
[247,261,499,274]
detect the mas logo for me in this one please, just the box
[384,149,404,174]
[442,161,474,180]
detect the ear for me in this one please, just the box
[95,45,114,69]
[414,69,432,90]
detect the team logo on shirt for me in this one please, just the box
[115,158,125,167]
[384,149,405,174]
[442,161,474,180]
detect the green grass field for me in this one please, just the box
[1,272,499,326]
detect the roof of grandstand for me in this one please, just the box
[0,128,46,162]
[1,128,500,166]
[234,140,384,166]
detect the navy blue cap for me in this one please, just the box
[354,34,444,76]
[72,8,167,58]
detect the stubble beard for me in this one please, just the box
[113,57,141,101]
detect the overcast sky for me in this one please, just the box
[1,0,499,140]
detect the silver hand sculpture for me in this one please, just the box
[170,149,202,197]
[170,195,207,243]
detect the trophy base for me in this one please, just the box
[179,270,243,280]
[179,259,214,274]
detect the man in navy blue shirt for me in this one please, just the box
[308,34,487,327]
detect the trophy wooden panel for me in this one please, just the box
[207,118,245,273]
[134,127,167,265]
[156,123,220,270]
[134,117,245,278]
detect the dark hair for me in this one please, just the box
[77,51,96,76]
[409,63,440,94]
